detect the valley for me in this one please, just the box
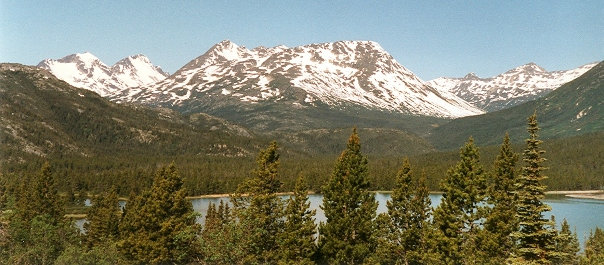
[1,40,602,196]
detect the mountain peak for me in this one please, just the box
[510,62,547,74]
[116,39,483,119]
[207,40,251,60]
[428,61,597,112]
[115,54,151,66]
[38,53,167,97]
[53,52,105,68]
[463,72,479,79]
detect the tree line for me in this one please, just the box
[1,113,603,264]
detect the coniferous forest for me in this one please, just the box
[1,114,603,265]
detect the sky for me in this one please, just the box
[1,1,602,80]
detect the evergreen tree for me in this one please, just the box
[370,159,438,264]
[5,163,78,265]
[478,133,520,263]
[118,163,198,264]
[511,112,558,264]
[15,162,63,223]
[280,175,316,264]
[432,137,487,265]
[199,200,246,264]
[84,187,120,248]
[579,227,604,265]
[554,218,579,265]
[232,141,285,264]
[319,128,377,264]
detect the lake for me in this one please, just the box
[190,193,604,247]
[75,193,603,248]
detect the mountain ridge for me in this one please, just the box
[0,63,257,162]
[37,52,168,97]
[113,40,483,121]
[428,61,604,149]
[428,62,598,112]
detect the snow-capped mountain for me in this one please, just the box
[115,40,483,118]
[38,53,168,97]
[428,62,598,112]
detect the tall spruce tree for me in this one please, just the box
[84,187,120,248]
[432,137,487,265]
[199,200,246,264]
[232,141,285,264]
[319,128,377,264]
[280,175,317,264]
[554,218,579,265]
[511,112,558,264]
[15,162,63,223]
[6,163,78,265]
[478,133,520,263]
[579,227,604,265]
[370,159,438,264]
[118,163,198,264]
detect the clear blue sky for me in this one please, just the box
[1,1,602,80]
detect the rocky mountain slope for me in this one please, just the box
[38,53,168,97]
[428,61,603,150]
[0,63,256,162]
[428,62,597,112]
[112,40,483,129]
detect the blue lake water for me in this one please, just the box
[190,193,604,247]
[75,193,603,248]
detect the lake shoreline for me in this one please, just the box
[186,190,604,200]
[545,190,604,200]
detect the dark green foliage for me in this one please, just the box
[84,187,120,248]
[432,137,487,264]
[118,164,198,264]
[477,133,520,263]
[5,214,78,265]
[2,163,78,265]
[55,241,129,265]
[370,159,439,264]
[554,218,579,265]
[199,200,246,264]
[14,162,64,223]
[319,128,377,264]
[580,227,604,265]
[280,175,316,264]
[231,141,285,264]
[512,113,558,264]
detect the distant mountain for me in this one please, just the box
[38,53,168,97]
[0,63,256,162]
[112,40,482,132]
[428,62,597,112]
[428,61,604,150]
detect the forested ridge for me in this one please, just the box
[2,131,602,198]
[0,114,603,264]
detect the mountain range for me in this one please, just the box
[111,40,483,121]
[9,40,602,155]
[428,61,603,149]
[37,53,168,97]
[428,62,597,112]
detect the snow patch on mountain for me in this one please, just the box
[115,40,483,118]
[428,62,598,112]
[38,53,168,97]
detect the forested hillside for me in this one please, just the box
[429,61,603,149]
[1,121,602,264]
